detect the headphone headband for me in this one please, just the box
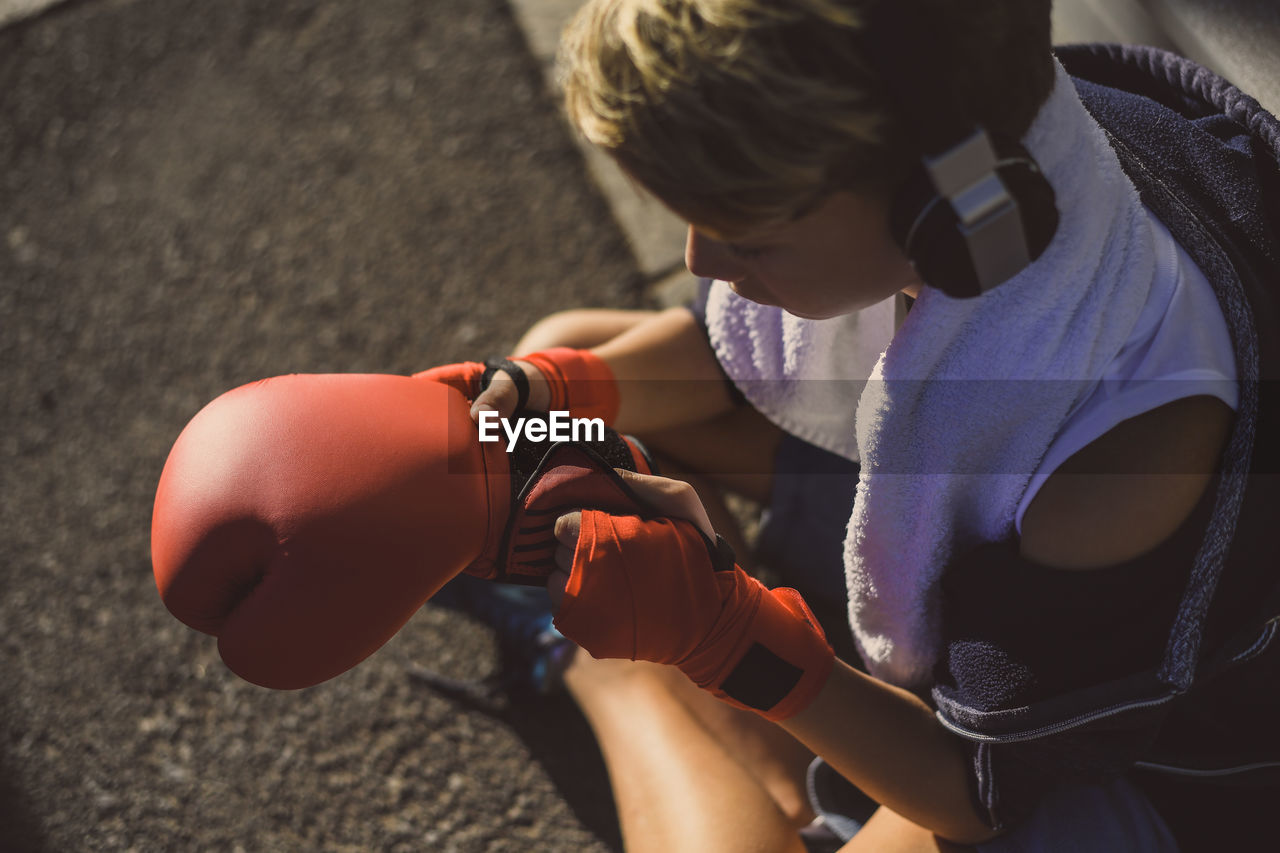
[864,0,1059,297]
[923,128,1034,292]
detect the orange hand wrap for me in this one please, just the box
[516,348,620,425]
[553,511,834,721]
[413,349,619,424]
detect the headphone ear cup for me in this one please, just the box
[890,142,1059,298]
[1000,155,1059,261]
[891,168,985,298]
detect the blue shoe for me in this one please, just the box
[424,574,575,695]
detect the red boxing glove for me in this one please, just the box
[151,373,651,690]
[411,360,487,401]
[466,442,654,582]
[553,512,834,721]
[151,375,505,690]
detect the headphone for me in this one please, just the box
[866,1,1060,299]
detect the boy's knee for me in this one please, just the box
[515,308,655,353]
[519,310,599,350]
[563,654,675,697]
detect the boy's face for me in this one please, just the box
[684,191,922,320]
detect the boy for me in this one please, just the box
[448,1,1280,849]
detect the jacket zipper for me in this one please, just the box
[935,692,1177,744]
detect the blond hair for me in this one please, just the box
[559,0,1054,232]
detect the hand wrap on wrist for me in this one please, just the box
[553,511,835,721]
[481,358,530,412]
[413,349,619,425]
[516,347,620,425]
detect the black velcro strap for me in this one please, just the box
[719,642,803,713]
[710,534,737,573]
[481,358,530,412]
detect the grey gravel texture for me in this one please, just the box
[1,0,642,849]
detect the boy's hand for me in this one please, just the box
[415,348,617,424]
[412,360,550,422]
[548,470,834,721]
[470,359,550,421]
[547,469,716,611]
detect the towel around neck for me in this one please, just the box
[705,59,1155,687]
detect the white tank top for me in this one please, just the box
[1015,209,1239,534]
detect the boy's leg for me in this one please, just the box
[637,410,780,505]
[843,807,974,852]
[513,307,661,353]
[637,654,817,826]
[563,656,809,853]
[565,656,972,852]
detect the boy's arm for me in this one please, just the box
[787,397,1234,843]
[549,471,1000,846]
[781,661,1000,845]
[483,307,738,433]
[786,397,1233,843]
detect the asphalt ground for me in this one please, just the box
[1,0,646,849]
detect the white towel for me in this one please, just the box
[705,285,896,461]
[705,60,1155,687]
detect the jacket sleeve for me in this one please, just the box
[930,489,1212,829]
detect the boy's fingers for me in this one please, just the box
[554,512,582,548]
[553,543,575,572]
[613,468,716,540]
[546,569,570,612]
[548,476,716,613]
[469,374,518,421]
